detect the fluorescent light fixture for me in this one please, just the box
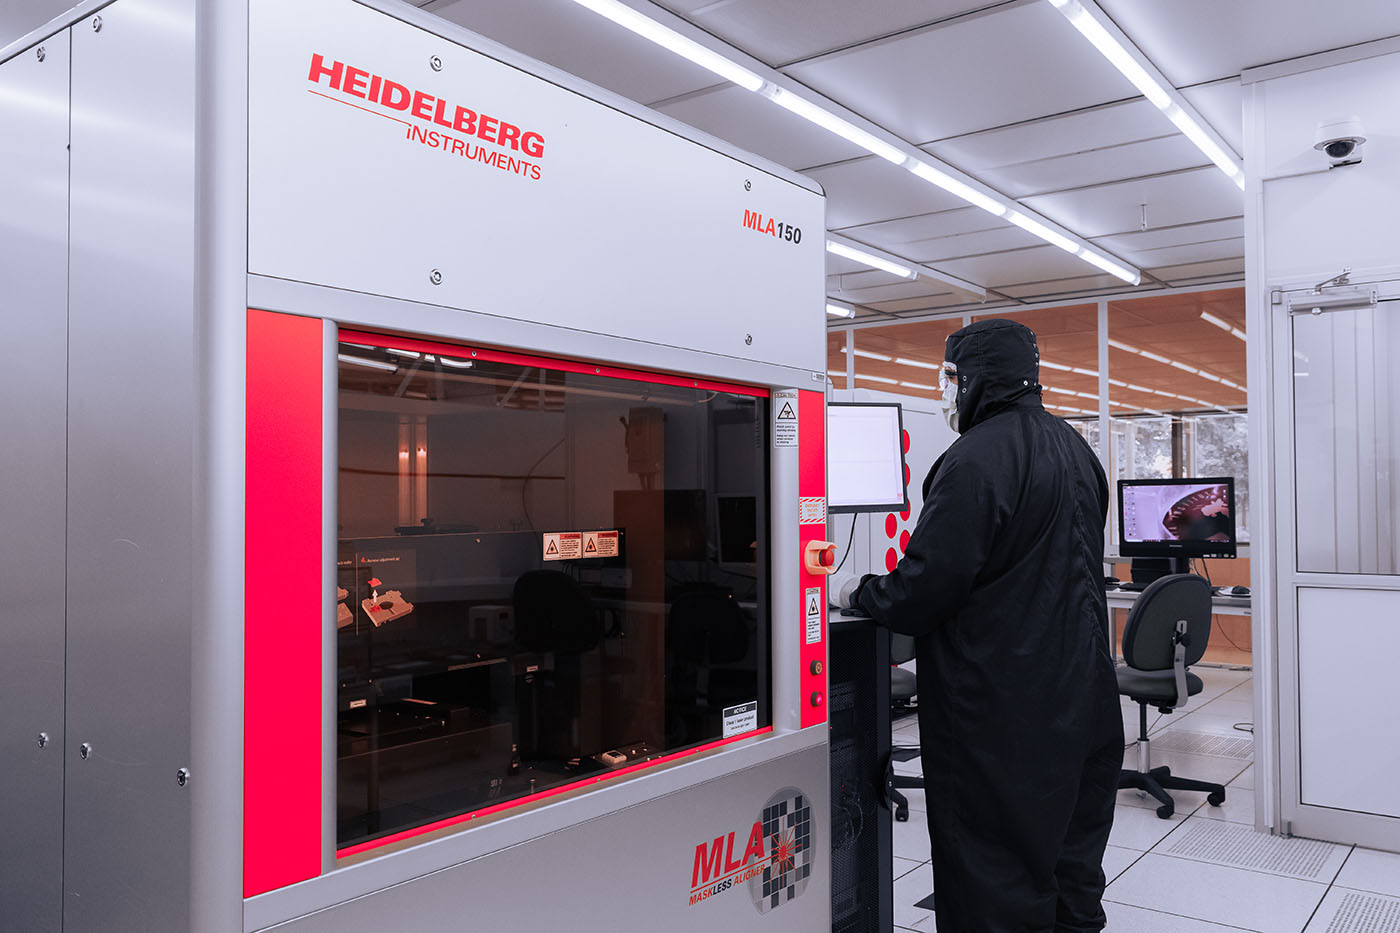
[1166,106,1245,188]
[438,357,474,369]
[1199,371,1222,383]
[894,357,942,371]
[907,160,1007,217]
[826,300,857,319]
[1007,211,1079,254]
[1107,339,1138,353]
[1078,247,1141,284]
[1138,350,1170,364]
[1126,383,1150,393]
[1170,361,1199,374]
[1108,378,1127,387]
[769,87,905,164]
[826,240,915,279]
[855,373,898,385]
[1200,311,1247,341]
[1040,359,1073,372]
[1075,391,1100,400]
[899,381,937,391]
[1071,366,1099,377]
[827,370,845,378]
[1054,0,1170,108]
[841,347,892,362]
[386,348,421,359]
[568,0,764,91]
[338,354,398,373]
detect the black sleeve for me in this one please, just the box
[856,447,1007,637]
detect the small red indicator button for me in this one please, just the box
[810,691,825,708]
[810,660,823,676]
[819,547,835,567]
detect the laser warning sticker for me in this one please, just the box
[774,389,799,448]
[722,701,758,738]
[582,530,619,558]
[542,531,582,561]
[804,588,822,644]
[798,497,826,525]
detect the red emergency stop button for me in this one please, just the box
[810,691,825,708]
[804,540,838,575]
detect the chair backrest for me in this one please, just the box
[890,633,917,666]
[1121,573,1212,672]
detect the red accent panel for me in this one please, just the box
[244,309,324,897]
[340,329,769,399]
[336,726,774,858]
[798,390,827,729]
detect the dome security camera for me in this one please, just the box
[1314,116,1367,168]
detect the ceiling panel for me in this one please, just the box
[1180,78,1245,157]
[994,273,1124,299]
[1145,257,1246,285]
[926,97,1170,170]
[660,0,995,67]
[655,84,868,168]
[834,206,1006,248]
[862,294,969,314]
[802,157,968,229]
[1019,165,1244,239]
[1120,237,1244,271]
[1098,0,1400,87]
[783,2,1141,144]
[905,225,1043,263]
[1092,217,1243,255]
[827,275,957,304]
[432,0,722,105]
[934,244,1102,289]
[977,134,1207,199]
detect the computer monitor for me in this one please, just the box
[827,403,909,514]
[1118,477,1237,559]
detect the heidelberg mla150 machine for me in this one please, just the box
[0,0,836,929]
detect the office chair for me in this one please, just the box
[1117,573,1227,819]
[885,632,922,823]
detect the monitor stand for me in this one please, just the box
[1130,557,1189,585]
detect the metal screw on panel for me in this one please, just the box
[744,180,751,191]
[36,46,46,62]
[176,768,191,787]
[429,269,443,285]
[91,15,102,32]
[429,55,443,72]
[79,743,92,760]
[745,334,753,345]
[36,732,49,749]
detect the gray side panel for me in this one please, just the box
[263,744,830,933]
[65,1,195,929]
[0,29,70,933]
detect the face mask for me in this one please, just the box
[940,367,960,433]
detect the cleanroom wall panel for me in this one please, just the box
[64,0,196,928]
[0,26,69,933]
[1298,587,1400,818]
[247,0,826,377]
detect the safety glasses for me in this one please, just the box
[938,362,959,394]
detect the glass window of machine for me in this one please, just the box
[335,336,772,851]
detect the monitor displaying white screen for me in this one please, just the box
[1118,477,1236,558]
[827,403,908,513]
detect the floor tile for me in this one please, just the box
[1196,697,1254,720]
[892,806,931,861]
[1193,787,1255,825]
[1104,900,1261,932]
[1107,853,1327,933]
[893,856,926,882]
[1333,846,1400,898]
[1152,818,1350,884]
[895,787,928,813]
[1302,885,1400,932]
[1109,803,1190,851]
[1128,746,1252,790]
[1102,844,1144,883]
[1162,711,1257,738]
[893,861,937,930]
[1231,765,1255,790]
[893,756,922,777]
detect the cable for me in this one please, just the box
[521,437,566,530]
[1233,723,1253,733]
[832,515,860,575]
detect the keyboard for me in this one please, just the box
[1115,582,1146,592]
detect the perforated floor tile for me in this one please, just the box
[1160,820,1349,881]
[1307,887,1400,933]
[1151,730,1255,760]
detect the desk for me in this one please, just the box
[1105,590,1252,616]
[1105,589,1252,667]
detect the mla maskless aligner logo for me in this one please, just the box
[305,53,547,181]
[688,787,815,914]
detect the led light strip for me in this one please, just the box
[1201,311,1247,341]
[566,0,1141,285]
[1107,339,1245,392]
[826,299,857,319]
[1046,0,1245,191]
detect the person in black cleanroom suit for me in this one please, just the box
[856,319,1123,932]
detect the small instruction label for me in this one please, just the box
[542,531,582,561]
[582,530,620,558]
[805,587,823,644]
[774,389,799,448]
[798,497,826,525]
[722,701,759,738]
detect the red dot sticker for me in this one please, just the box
[900,506,911,522]
[885,513,898,538]
[885,548,899,572]
[904,464,910,485]
[900,530,911,552]
[902,429,910,454]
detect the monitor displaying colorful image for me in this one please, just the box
[1118,477,1237,558]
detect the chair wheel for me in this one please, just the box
[1208,791,1226,807]
[1155,804,1174,819]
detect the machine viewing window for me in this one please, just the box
[335,336,772,851]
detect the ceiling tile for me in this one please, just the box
[934,244,1100,289]
[1092,217,1243,255]
[433,0,722,105]
[979,134,1207,199]
[926,97,1168,168]
[1018,165,1244,239]
[803,157,968,228]
[656,84,868,168]
[1180,78,1245,158]
[783,2,1143,143]
[863,295,968,314]
[660,0,992,67]
[834,206,1006,247]
[905,226,1043,263]
[1144,257,1246,285]
[995,274,1131,298]
[1119,236,1244,270]
[827,277,956,304]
